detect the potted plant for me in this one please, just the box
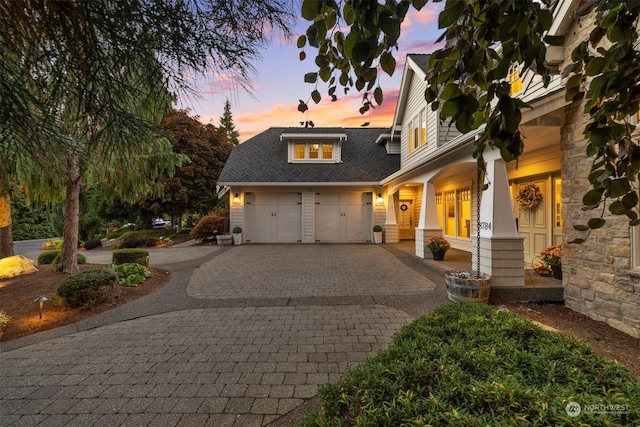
[426,236,450,260]
[540,244,562,279]
[232,226,243,245]
[373,225,383,243]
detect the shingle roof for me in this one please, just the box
[407,53,429,74]
[217,127,400,184]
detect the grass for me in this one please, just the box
[300,302,640,426]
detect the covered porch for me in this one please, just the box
[386,241,564,302]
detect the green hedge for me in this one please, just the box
[57,268,118,308]
[301,302,640,426]
[112,249,149,266]
[37,250,86,266]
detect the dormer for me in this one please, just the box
[281,133,347,164]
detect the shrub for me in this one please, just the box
[301,302,640,426]
[42,239,63,250]
[145,238,158,247]
[373,225,382,232]
[38,250,60,265]
[83,238,102,250]
[112,263,151,286]
[190,210,229,240]
[57,268,118,308]
[232,226,242,233]
[38,250,86,266]
[0,311,9,327]
[112,249,149,266]
[121,237,143,248]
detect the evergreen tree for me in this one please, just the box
[219,99,240,145]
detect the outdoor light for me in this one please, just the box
[233,193,240,205]
[376,193,384,205]
[34,296,48,320]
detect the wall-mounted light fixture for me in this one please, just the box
[376,193,384,206]
[232,193,240,205]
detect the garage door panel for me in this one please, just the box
[245,192,301,243]
[315,192,371,243]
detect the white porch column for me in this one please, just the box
[416,181,443,258]
[472,152,525,287]
[384,193,399,243]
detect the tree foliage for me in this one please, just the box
[219,100,241,146]
[146,109,233,220]
[0,0,294,163]
[298,0,640,239]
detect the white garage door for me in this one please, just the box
[315,192,372,242]
[244,192,302,243]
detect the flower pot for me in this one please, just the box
[373,231,383,244]
[551,265,562,280]
[216,234,233,246]
[445,270,491,303]
[431,250,445,261]
[232,233,242,245]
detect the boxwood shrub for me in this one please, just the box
[112,249,149,266]
[57,268,118,308]
[83,238,102,250]
[38,250,86,266]
[301,302,640,426]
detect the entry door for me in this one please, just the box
[514,179,548,260]
[245,192,302,242]
[398,200,415,240]
[315,192,371,242]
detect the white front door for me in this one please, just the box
[514,179,549,261]
[315,192,372,242]
[244,192,302,243]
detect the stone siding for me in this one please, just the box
[560,12,640,338]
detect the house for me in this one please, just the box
[217,127,399,244]
[218,0,640,338]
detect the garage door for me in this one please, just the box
[244,192,302,243]
[315,192,372,242]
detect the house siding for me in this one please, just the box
[560,10,640,338]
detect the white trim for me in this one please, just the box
[280,133,347,141]
[217,181,382,187]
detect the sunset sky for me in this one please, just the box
[177,3,445,143]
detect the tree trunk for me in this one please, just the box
[0,193,15,258]
[177,212,183,233]
[58,155,81,273]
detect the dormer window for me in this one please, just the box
[282,133,345,163]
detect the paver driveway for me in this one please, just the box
[0,244,448,426]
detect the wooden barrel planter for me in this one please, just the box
[445,270,491,303]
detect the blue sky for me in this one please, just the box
[177,2,445,142]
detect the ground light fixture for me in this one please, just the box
[34,296,48,320]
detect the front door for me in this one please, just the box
[398,199,414,240]
[514,179,549,261]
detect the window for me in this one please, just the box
[457,189,471,238]
[444,190,456,235]
[283,133,345,163]
[408,122,414,153]
[309,143,319,159]
[420,109,426,146]
[322,143,333,159]
[509,63,523,96]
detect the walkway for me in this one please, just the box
[0,243,449,426]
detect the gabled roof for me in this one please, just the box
[391,54,429,135]
[217,127,400,185]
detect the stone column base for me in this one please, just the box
[416,228,443,258]
[472,236,525,287]
[383,224,399,244]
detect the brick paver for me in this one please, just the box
[0,244,447,426]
